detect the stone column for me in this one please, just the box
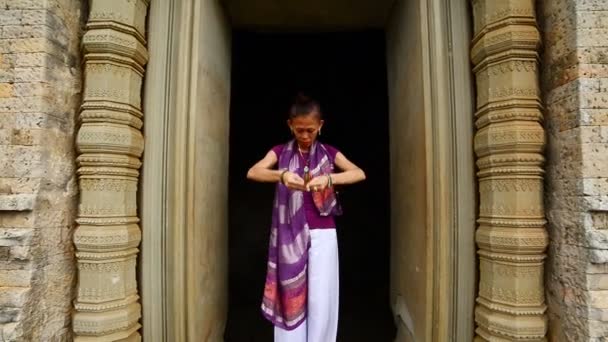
[471,0,548,340]
[73,1,149,340]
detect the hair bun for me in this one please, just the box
[288,92,322,119]
[295,92,311,104]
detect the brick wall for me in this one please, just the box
[0,0,83,340]
[542,0,608,340]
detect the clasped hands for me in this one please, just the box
[282,171,330,192]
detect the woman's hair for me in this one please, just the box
[288,93,322,119]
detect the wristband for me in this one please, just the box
[280,170,288,185]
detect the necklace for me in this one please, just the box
[298,146,311,182]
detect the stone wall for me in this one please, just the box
[542,0,608,340]
[0,0,83,340]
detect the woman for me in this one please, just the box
[246,94,366,342]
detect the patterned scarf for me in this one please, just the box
[261,140,341,330]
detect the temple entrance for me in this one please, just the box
[225,31,393,341]
[141,1,476,341]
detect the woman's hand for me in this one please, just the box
[306,175,330,192]
[283,171,307,191]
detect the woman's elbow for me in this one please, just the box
[359,169,366,181]
[246,168,255,180]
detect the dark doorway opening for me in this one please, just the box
[226,31,394,341]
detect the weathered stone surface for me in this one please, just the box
[542,0,608,339]
[0,288,28,308]
[0,229,33,246]
[0,308,20,324]
[0,0,83,340]
[0,194,34,211]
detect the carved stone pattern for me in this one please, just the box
[478,220,546,229]
[475,313,546,340]
[81,111,143,129]
[87,62,133,76]
[82,101,144,118]
[477,235,548,248]
[79,286,128,301]
[84,30,149,65]
[78,259,135,272]
[481,30,539,49]
[471,2,547,339]
[488,87,538,100]
[77,249,139,260]
[479,204,543,217]
[476,111,543,128]
[488,60,536,75]
[85,65,143,107]
[78,169,140,179]
[477,250,546,263]
[79,204,138,216]
[77,217,140,225]
[475,131,543,152]
[88,0,148,37]
[472,30,540,63]
[477,154,544,168]
[478,281,544,304]
[73,311,140,336]
[80,179,138,192]
[78,131,144,153]
[477,169,544,179]
[478,306,544,318]
[480,260,543,278]
[75,295,139,312]
[79,131,131,144]
[479,179,541,193]
[89,12,132,26]
[77,155,142,168]
[84,32,138,50]
[479,324,545,340]
[484,8,536,28]
[74,229,141,248]
[74,233,129,246]
[74,1,148,338]
[86,88,128,103]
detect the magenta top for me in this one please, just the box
[271,143,340,229]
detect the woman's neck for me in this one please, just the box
[297,144,310,152]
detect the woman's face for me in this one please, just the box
[288,114,324,149]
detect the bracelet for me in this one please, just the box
[280,170,289,185]
[327,174,333,188]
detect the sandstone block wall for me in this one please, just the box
[0,0,83,340]
[542,0,608,340]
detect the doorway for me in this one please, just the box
[225,31,393,341]
[141,0,476,341]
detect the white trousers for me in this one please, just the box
[274,228,340,342]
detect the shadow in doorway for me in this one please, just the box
[226,31,395,342]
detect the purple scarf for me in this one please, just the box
[261,140,340,330]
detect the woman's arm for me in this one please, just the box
[246,150,281,183]
[306,151,366,191]
[246,150,307,190]
[330,152,366,185]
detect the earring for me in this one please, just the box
[318,128,322,136]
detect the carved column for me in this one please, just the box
[471,1,548,340]
[73,0,149,340]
